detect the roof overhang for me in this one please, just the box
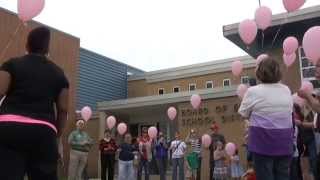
[97,86,237,112]
[128,56,255,83]
[223,5,320,57]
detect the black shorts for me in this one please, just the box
[0,122,58,180]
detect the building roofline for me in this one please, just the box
[0,7,80,40]
[223,5,320,37]
[128,55,255,83]
[97,86,237,111]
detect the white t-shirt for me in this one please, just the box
[239,83,293,117]
[170,140,187,159]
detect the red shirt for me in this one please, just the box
[99,138,118,155]
[139,136,150,160]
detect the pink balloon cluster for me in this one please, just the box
[303,26,320,65]
[167,107,177,121]
[190,94,202,110]
[283,37,298,67]
[148,126,158,139]
[239,19,258,45]
[106,116,117,129]
[231,60,243,77]
[255,6,272,31]
[117,123,127,135]
[81,106,92,122]
[18,0,45,22]
[283,0,305,12]
[225,142,237,156]
[201,134,212,148]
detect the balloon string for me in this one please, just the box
[271,14,288,48]
[258,0,261,6]
[0,21,23,61]
[262,31,265,50]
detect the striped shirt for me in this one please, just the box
[239,83,294,156]
[188,138,201,154]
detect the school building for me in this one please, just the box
[1,4,320,179]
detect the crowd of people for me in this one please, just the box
[0,26,320,180]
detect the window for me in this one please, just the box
[189,83,196,91]
[223,79,231,87]
[158,88,164,95]
[206,81,213,89]
[173,86,180,93]
[241,76,250,84]
[299,47,316,80]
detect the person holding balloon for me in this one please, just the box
[68,120,93,180]
[213,141,229,180]
[170,132,187,180]
[99,129,118,180]
[185,129,202,180]
[118,133,138,180]
[0,26,69,180]
[239,57,294,180]
[137,127,152,180]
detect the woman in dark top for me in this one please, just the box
[99,129,118,180]
[0,27,69,180]
[118,133,138,180]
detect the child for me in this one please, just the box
[213,141,229,180]
[230,149,243,180]
[242,163,256,180]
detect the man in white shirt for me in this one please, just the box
[170,132,187,180]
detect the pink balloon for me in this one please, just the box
[283,0,305,12]
[293,93,306,107]
[81,106,92,122]
[300,81,314,94]
[148,126,158,139]
[237,84,248,99]
[225,142,236,156]
[283,53,296,67]
[231,60,243,77]
[255,6,272,30]
[190,94,202,110]
[303,26,320,64]
[18,0,45,22]
[256,54,269,66]
[283,37,299,55]
[167,107,177,120]
[117,123,127,135]
[106,116,117,129]
[201,134,212,148]
[239,19,258,45]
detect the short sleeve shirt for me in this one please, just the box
[0,54,69,127]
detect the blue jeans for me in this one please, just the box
[252,153,291,180]
[290,157,302,180]
[137,159,149,180]
[305,139,318,179]
[118,160,135,180]
[156,158,167,180]
[172,158,184,180]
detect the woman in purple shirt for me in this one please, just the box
[155,132,168,180]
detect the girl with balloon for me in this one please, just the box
[213,141,229,180]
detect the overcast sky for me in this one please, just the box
[0,0,319,71]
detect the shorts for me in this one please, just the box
[0,122,58,180]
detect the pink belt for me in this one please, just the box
[0,114,57,133]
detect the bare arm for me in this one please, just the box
[56,88,69,138]
[0,71,10,98]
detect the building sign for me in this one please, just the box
[180,103,241,126]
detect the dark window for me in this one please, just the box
[223,79,231,87]
[206,81,213,89]
[173,87,180,93]
[189,84,196,91]
[158,88,164,95]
